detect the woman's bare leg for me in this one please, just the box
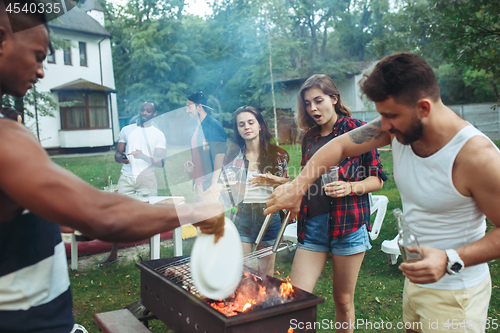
[289,248,328,293]
[331,252,365,333]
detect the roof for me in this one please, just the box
[269,61,375,85]
[50,79,116,93]
[80,0,105,12]
[48,6,111,38]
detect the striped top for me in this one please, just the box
[0,211,74,332]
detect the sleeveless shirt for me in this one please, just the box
[393,125,492,290]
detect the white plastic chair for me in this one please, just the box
[282,193,389,243]
[381,235,400,265]
[368,194,388,240]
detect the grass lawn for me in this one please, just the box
[52,144,500,332]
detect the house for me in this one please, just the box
[262,62,379,119]
[259,62,380,143]
[28,0,119,153]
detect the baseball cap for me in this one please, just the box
[187,90,208,105]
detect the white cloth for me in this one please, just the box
[242,170,273,203]
[393,124,494,290]
[118,124,166,178]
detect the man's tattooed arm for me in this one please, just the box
[348,120,385,144]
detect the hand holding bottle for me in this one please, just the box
[394,208,422,262]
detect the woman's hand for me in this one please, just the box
[324,181,352,198]
[249,173,290,188]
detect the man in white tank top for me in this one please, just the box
[266,52,500,332]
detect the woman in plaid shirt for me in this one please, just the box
[221,106,290,276]
[291,74,387,332]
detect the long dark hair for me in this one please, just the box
[226,106,288,174]
[296,74,351,131]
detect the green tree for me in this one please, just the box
[101,0,195,117]
[369,0,500,102]
[100,0,395,123]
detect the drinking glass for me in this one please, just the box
[225,169,238,186]
[321,166,339,188]
[136,189,150,203]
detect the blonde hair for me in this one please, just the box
[296,74,351,131]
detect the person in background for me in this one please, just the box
[0,2,223,332]
[221,106,290,276]
[1,107,22,123]
[266,53,500,333]
[99,102,167,267]
[184,90,226,202]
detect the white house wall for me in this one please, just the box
[25,30,119,149]
[59,128,115,147]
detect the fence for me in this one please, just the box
[351,102,500,140]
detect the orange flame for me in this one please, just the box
[288,328,294,333]
[258,285,266,297]
[210,302,227,312]
[280,277,294,297]
[207,274,296,317]
[242,299,256,311]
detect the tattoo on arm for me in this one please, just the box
[349,120,384,144]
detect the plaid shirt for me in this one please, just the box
[297,115,387,243]
[221,147,290,220]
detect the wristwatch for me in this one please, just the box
[445,249,464,275]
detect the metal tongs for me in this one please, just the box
[253,211,292,253]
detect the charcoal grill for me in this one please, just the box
[136,256,324,333]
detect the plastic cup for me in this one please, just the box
[321,166,339,188]
[225,169,237,186]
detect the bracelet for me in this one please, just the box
[350,183,356,196]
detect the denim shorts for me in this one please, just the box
[298,212,372,255]
[233,203,281,246]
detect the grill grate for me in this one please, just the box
[153,245,292,299]
[154,257,204,298]
[153,256,267,300]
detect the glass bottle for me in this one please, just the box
[393,208,422,262]
[202,139,210,151]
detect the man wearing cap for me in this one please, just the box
[184,91,227,202]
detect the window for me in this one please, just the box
[63,41,72,65]
[59,92,109,130]
[46,52,55,64]
[79,42,87,66]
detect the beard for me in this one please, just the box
[390,115,424,145]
